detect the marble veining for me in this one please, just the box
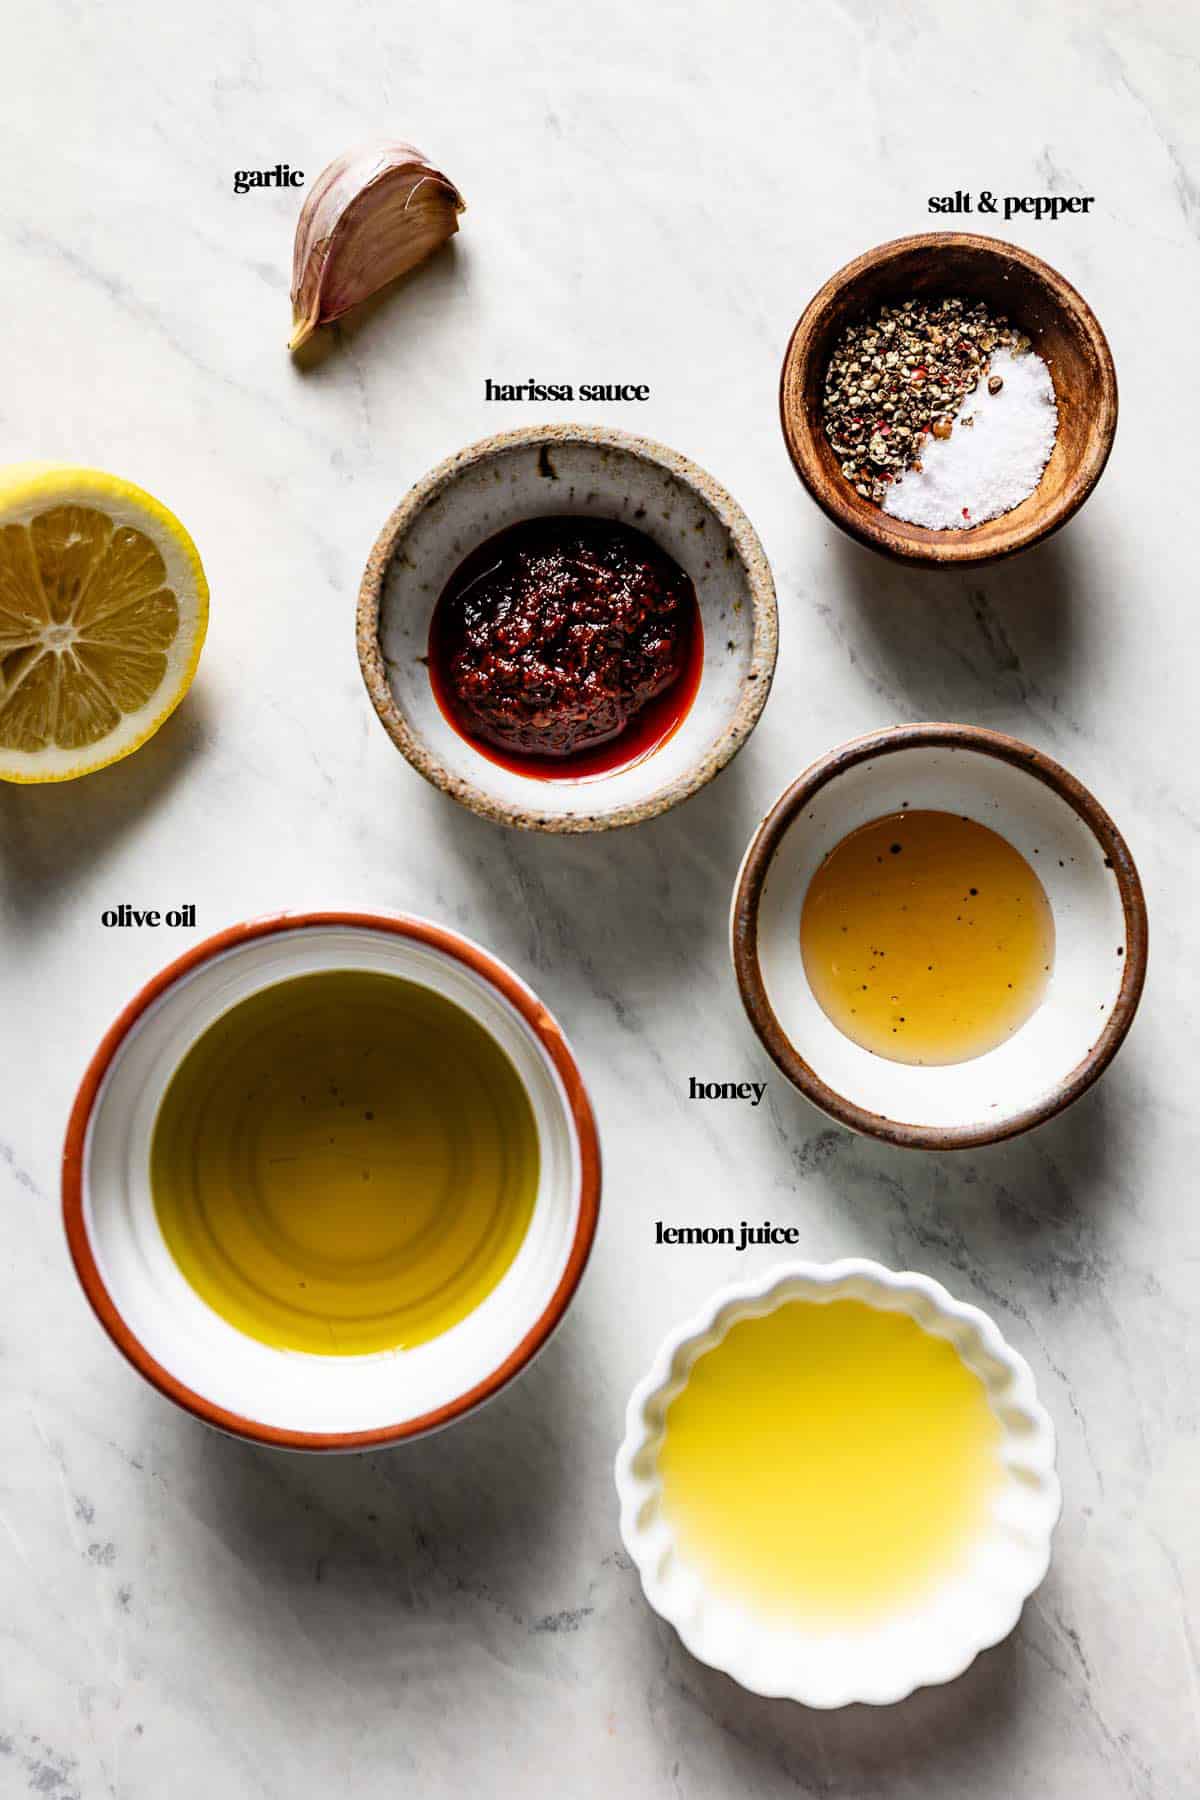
[1,0,1198,1794]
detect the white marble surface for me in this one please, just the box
[1,2,1197,1794]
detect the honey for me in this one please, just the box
[657,1299,1003,1624]
[800,809,1054,1065]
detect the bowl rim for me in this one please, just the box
[779,231,1119,567]
[61,910,602,1451]
[355,422,779,833]
[615,1256,1062,1707]
[731,722,1148,1149]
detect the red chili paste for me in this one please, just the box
[428,517,702,781]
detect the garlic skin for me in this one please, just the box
[289,142,465,350]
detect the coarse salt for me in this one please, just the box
[882,347,1058,530]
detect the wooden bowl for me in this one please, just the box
[779,234,1117,567]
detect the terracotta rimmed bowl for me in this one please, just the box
[616,1259,1061,1707]
[63,913,601,1451]
[357,425,778,832]
[780,233,1117,567]
[731,725,1147,1149]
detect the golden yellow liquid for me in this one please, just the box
[800,809,1055,1065]
[151,971,539,1356]
[658,1300,1003,1623]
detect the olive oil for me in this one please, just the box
[658,1300,1002,1623]
[800,809,1054,1065]
[150,971,539,1356]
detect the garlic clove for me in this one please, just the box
[289,141,465,351]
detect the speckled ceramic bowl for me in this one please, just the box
[731,724,1148,1149]
[616,1259,1061,1708]
[357,425,778,832]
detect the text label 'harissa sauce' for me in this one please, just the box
[800,809,1055,1066]
[428,516,703,782]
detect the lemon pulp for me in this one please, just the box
[0,466,207,781]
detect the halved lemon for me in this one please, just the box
[0,464,208,782]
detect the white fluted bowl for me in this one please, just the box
[615,1259,1061,1707]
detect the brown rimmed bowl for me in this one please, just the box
[780,234,1118,567]
[63,912,601,1450]
[357,424,778,832]
[731,725,1147,1149]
